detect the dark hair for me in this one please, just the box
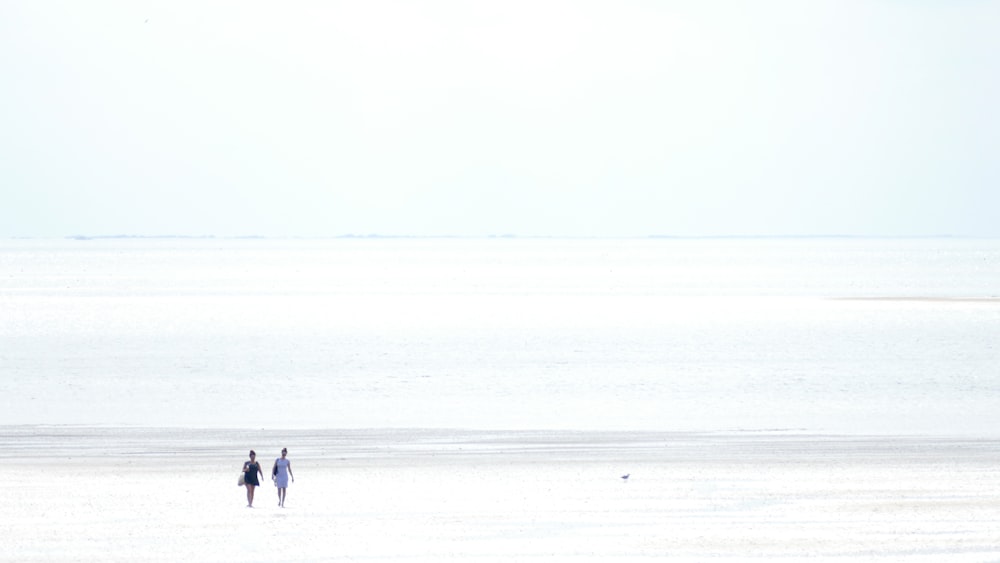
[249,450,256,457]
[281,448,287,454]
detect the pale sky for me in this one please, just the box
[2,1,998,237]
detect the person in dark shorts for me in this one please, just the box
[243,450,265,507]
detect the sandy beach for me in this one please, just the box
[1,426,998,562]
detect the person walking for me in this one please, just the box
[272,447,294,507]
[243,450,264,507]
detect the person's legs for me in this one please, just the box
[278,487,286,507]
[247,484,256,507]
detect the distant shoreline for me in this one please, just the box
[1,234,995,241]
[834,296,1000,303]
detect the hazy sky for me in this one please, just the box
[2,1,998,237]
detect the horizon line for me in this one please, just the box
[2,233,992,241]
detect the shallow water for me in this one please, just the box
[1,238,998,434]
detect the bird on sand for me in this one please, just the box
[621,474,630,481]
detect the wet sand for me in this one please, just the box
[2,426,999,562]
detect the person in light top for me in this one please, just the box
[272,447,295,508]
